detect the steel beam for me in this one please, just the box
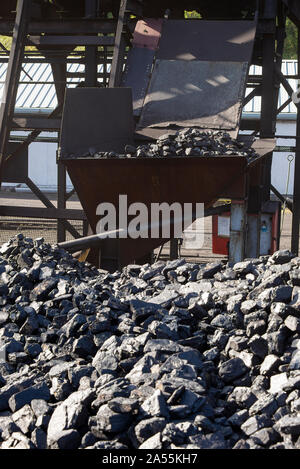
[109,0,128,88]
[0,0,31,186]
[0,19,119,35]
[57,161,67,242]
[27,35,114,46]
[260,16,276,137]
[12,117,61,131]
[0,206,86,220]
[25,177,81,239]
[84,0,98,87]
[291,28,300,255]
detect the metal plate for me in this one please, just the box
[133,18,163,50]
[60,88,135,158]
[64,155,248,268]
[138,60,248,131]
[2,142,28,183]
[122,47,156,117]
[157,20,256,62]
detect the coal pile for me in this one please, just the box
[0,234,300,449]
[66,129,259,161]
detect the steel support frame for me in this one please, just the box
[291,28,300,254]
[0,0,31,185]
[242,1,281,260]
[109,0,129,88]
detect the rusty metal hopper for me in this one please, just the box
[60,19,274,270]
[60,87,273,268]
[64,155,249,269]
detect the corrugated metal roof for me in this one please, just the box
[0,59,298,113]
[0,62,105,110]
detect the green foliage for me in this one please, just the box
[283,18,297,60]
[0,36,12,51]
[184,10,201,19]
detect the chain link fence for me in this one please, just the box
[0,216,84,246]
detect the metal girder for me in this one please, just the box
[27,35,115,46]
[282,0,300,26]
[0,19,119,35]
[84,0,98,88]
[109,0,129,88]
[0,206,86,221]
[12,117,61,131]
[25,177,81,239]
[243,85,262,107]
[0,0,31,185]
[291,26,300,255]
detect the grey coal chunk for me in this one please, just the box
[49,429,80,450]
[210,313,234,330]
[139,432,162,449]
[48,360,77,379]
[31,399,50,418]
[249,335,268,358]
[88,440,128,449]
[47,388,95,448]
[0,377,36,411]
[12,404,36,434]
[241,415,273,436]
[271,285,293,303]
[140,389,169,419]
[144,339,187,354]
[68,365,95,389]
[107,397,139,414]
[72,335,96,358]
[248,394,278,417]
[8,382,51,412]
[266,329,288,355]
[80,431,98,448]
[31,428,47,449]
[29,278,58,301]
[228,386,257,408]
[228,409,249,427]
[270,250,294,265]
[284,315,300,332]
[91,404,133,434]
[148,287,179,308]
[188,432,228,449]
[1,432,36,449]
[218,358,249,383]
[289,270,300,286]
[129,299,160,322]
[290,350,300,370]
[274,414,300,435]
[198,262,223,279]
[260,354,281,375]
[251,427,280,447]
[130,417,167,447]
[0,415,20,440]
[92,351,118,374]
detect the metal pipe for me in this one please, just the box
[271,184,293,211]
[58,204,232,253]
